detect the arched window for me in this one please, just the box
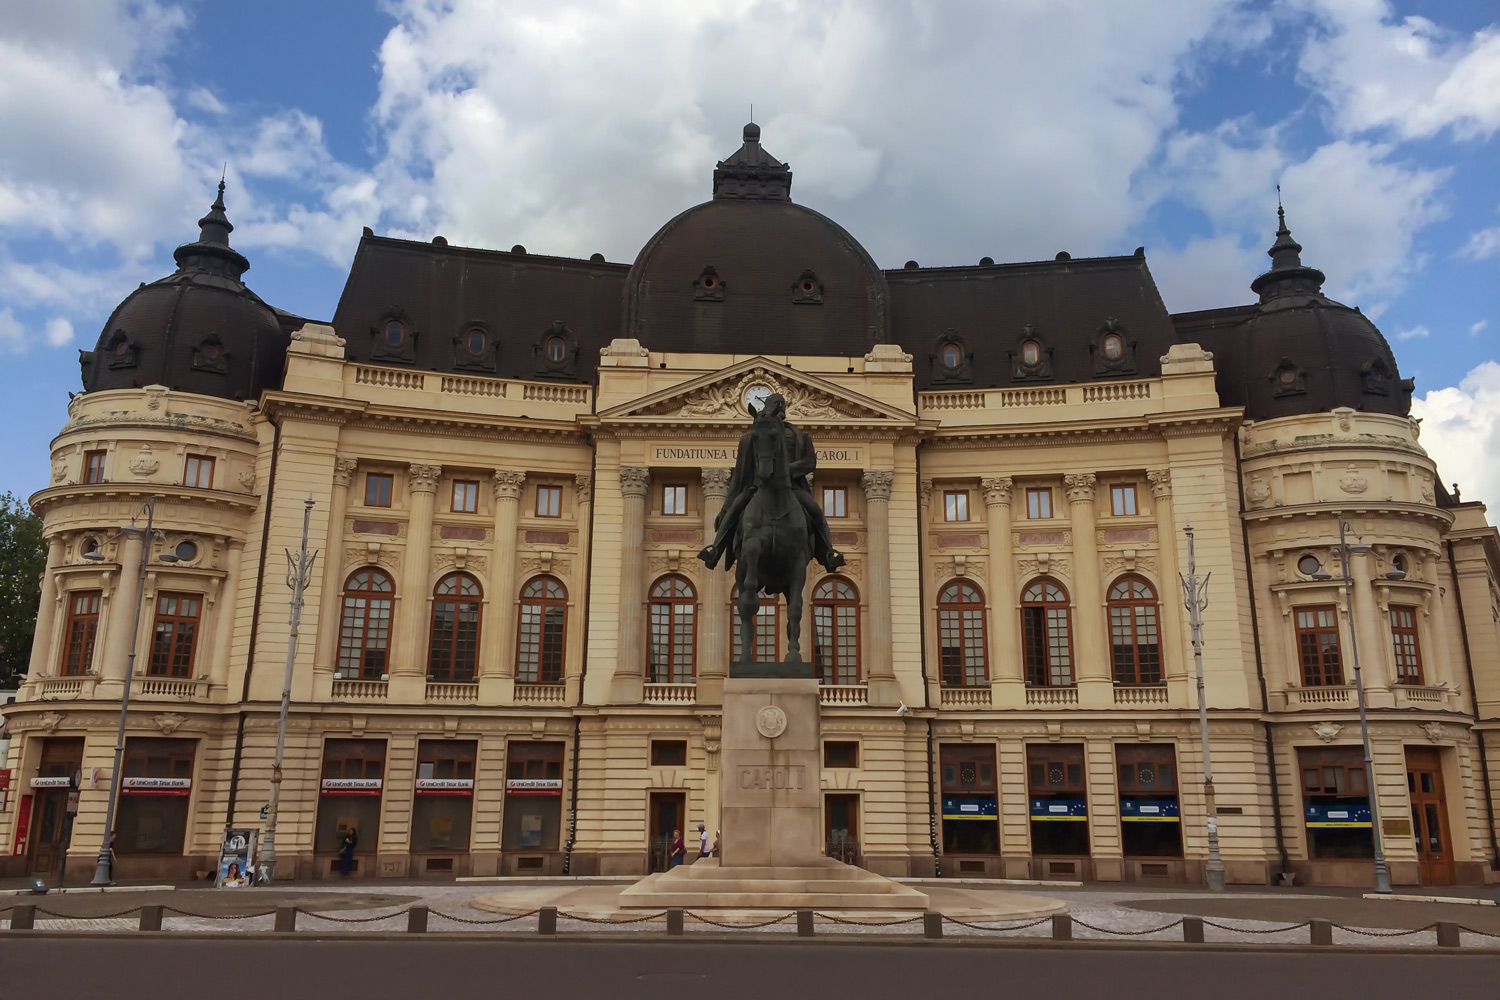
[338,569,394,680]
[938,581,987,687]
[1108,577,1161,685]
[517,576,566,683]
[813,577,860,686]
[429,573,482,682]
[1022,579,1072,687]
[731,586,781,662]
[649,576,697,684]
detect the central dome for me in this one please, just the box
[624,124,889,355]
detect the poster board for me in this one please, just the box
[217,828,258,888]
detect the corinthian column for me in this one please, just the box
[862,469,900,706]
[1064,473,1109,707]
[697,468,733,705]
[1146,469,1187,690]
[568,473,593,705]
[99,528,145,690]
[981,477,1018,697]
[482,469,525,703]
[314,458,358,685]
[391,463,441,701]
[611,466,651,703]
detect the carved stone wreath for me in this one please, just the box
[756,705,788,740]
[644,368,875,420]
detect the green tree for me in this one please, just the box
[0,493,44,688]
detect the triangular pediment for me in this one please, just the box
[599,358,912,423]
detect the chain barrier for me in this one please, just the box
[685,911,795,930]
[1330,922,1438,938]
[814,912,925,927]
[161,907,280,920]
[1200,919,1311,935]
[1457,925,1500,939]
[1070,916,1185,936]
[428,908,539,925]
[33,906,144,920]
[557,910,667,925]
[295,908,410,924]
[941,915,1052,932]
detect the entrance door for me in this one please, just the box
[1406,747,1455,886]
[26,789,69,876]
[647,792,685,873]
[825,793,860,865]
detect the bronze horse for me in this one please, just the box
[733,400,810,662]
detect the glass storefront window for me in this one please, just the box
[411,739,476,852]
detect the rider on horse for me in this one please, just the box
[697,393,846,574]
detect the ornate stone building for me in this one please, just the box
[4,125,1498,886]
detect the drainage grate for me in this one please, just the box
[515,856,544,871]
[425,857,454,872]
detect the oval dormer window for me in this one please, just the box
[465,328,486,356]
[1021,340,1041,366]
[201,343,222,362]
[113,339,130,356]
[1102,333,1123,361]
[701,274,718,290]
[1277,367,1297,385]
[546,337,566,363]
[942,344,961,368]
[800,278,816,294]
[385,320,405,348]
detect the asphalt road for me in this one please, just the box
[3,937,1497,1000]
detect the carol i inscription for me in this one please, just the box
[651,444,863,466]
[737,765,807,791]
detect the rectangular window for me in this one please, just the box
[824,741,859,768]
[536,486,562,518]
[84,450,107,485]
[1027,744,1090,857]
[315,739,386,854]
[663,484,687,515]
[1022,607,1074,687]
[116,737,196,854]
[822,487,847,518]
[943,491,969,522]
[411,739,476,852]
[1116,744,1182,858]
[1390,607,1422,685]
[452,480,479,513]
[364,473,392,508]
[941,744,999,855]
[183,454,214,490]
[503,741,564,851]
[1298,746,1373,859]
[1026,488,1052,519]
[1110,485,1137,516]
[1296,606,1343,686]
[732,595,780,663]
[61,591,101,676]
[148,593,200,677]
[650,740,687,767]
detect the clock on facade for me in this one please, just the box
[743,383,774,413]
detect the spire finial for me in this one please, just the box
[1276,184,1285,232]
[1249,191,1325,301]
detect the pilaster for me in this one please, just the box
[697,468,733,705]
[610,465,651,703]
[481,469,525,704]
[391,462,440,702]
[862,469,899,706]
[1065,473,1110,708]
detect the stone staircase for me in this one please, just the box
[617,858,930,911]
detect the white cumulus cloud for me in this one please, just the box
[1413,362,1500,510]
[1397,325,1429,341]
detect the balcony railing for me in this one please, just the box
[36,676,87,699]
[1393,684,1446,706]
[1026,685,1079,707]
[1287,684,1355,707]
[644,682,696,705]
[426,681,479,702]
[514,682,566,704]
[1113,684,1169,705]
[940,685,992,708]
[331,678,389,701]
[820,683,869,707]
[134,677,207,699]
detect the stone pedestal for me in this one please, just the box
[721,674,822,868]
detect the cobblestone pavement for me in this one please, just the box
[4,881,1498,949]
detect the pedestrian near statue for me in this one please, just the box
[698,822,709,859]
[339,826,358,877]
[670,828,685,868]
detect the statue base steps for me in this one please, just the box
[617,857,931,911]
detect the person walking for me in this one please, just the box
[338,826,358,877]
[711,830,720,858]
[669,828,685,868]
[697,822,709,860]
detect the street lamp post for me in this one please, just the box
[259,495,317,883]
[1180,522,1226,892]
[1324,513,1393,894]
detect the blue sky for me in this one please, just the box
[1,0,1497,502]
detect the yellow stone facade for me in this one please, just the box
[5,322,1499,887]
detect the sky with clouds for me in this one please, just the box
[0,0,1496,505]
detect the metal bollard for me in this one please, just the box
[1051,913,1072,941]
[796,910,814,937]
[538,906,557,936]
[1436,922,1460,948]
[666,908,684,936]
[1182,916,1204,943]
[9,904,36,930]
[407,905,428,934]
[1309,919,1333,946]
[924,912,943,939]
[274,907,298,933]
[139,905,163,932]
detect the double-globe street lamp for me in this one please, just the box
[1180,522,1226,892]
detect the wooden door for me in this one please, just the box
[647,792,685,873]
[825,793,860,864]
[26,789,68,876]
[1405,747,1455,886]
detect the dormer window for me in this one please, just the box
[792,270,823,304]
[1102,334,1123,360]
[371,310,417,364]
[546,337,565,363]
[1361,359,1394,396]
[1021,341,1040,365]
[385,320,405,348]
[1011,326,1053,381]
[533,320,578,379]
[192,335,228,374]
[1270,358,1307,397]
[1090,318,1137,377]
[105,331,139,370]
[452,322,496,373]
[931,329,972,384]
[465,328,486,356]
[694,266,725,301]
[943,344,961,367]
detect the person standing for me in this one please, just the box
[339,826,358,878]
[697,822,709,860]
[669,828,685,868]
[711,830,720,858]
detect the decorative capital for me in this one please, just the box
[1063,473,1097,504]
[700,467,733,499]
[574,474,593,505]
[408,463,443,493]
[620,465,652,498]
[1146,469,1172,499]
[491,469,527,500]
[980,476,1013,506]
[918,478,933,508]
[861,469,894,501]
[332,458,358,488]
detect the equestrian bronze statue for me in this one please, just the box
[698,394,844,663]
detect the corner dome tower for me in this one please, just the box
[1229,205,1412,420]
[80,181,293,401]
[623,123,889,355]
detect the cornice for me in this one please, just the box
[1244,500,1453,529]
[925,408,1240,448]
[29,483,261,517]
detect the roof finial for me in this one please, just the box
[1276,183,1285,232]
